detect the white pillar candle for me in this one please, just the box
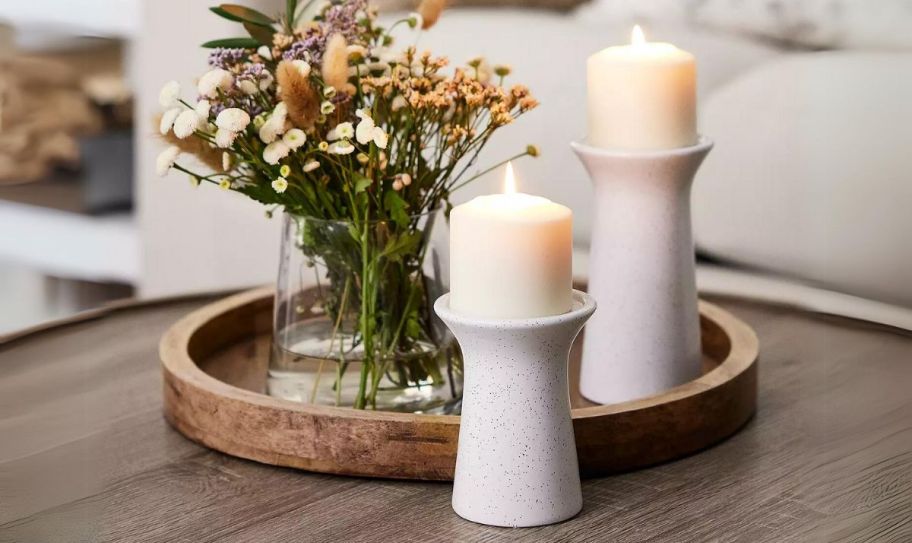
[449,163,573,319]
[587,25,697,150]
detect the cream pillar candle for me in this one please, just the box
[449,163,573,319]
[587,25,697,150]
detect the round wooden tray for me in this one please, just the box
[161,286,758,480]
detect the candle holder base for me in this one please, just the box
[434,290,597,527]
[572,137,712,405]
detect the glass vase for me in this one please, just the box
[269,210,462,413]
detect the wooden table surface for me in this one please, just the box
[1,293,910,542]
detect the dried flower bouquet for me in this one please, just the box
[155,0,538,410]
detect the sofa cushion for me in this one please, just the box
[694,52,912,306]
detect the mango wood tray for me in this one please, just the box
[161,286,758,480]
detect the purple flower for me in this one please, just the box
[208,48,248,70]
[208,94,265,117]
[283,29,326,64]
[323,0,366,43]
[238,62,267,83]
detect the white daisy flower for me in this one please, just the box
[222,152,232,171]
[173,109,202,139]
[371,46,397,64]
[156,146,181,177]
[372,129,388,149]
[259,71,274,91]
[355,109,388,149]
[271,176,289,193]
[219,178,231,190]
[303,160,320,173]
[259,103,288,143]
[215,128,237,148]
[159,81,181,108]
[391,96,408,112]
[263,141,291,164]
[320,101,335,115]
[329,141,355,155]
[159,107,181,135]
[198,68,234,98]
[252,113,267,130]
[346,45,368,60]
[366,61,391,74]
[291,60,311,77]
[237,79,259,95]
[328,122,354,141]
[259,120,282,144]
[282,128,307,149]
[194,100,211,119]
[216,108,251,132]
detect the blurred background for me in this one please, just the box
[1,0,910,334]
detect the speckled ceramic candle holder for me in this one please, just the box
[571,137,713,405]
[434,290,596,528]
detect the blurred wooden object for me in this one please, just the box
[0,36,130,184]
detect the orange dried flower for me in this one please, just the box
[276,61,321,129]
[322,34,350,94]
[418,0,446,29]
[155,114,223,172]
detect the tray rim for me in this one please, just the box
[160,286,759,479]
[161,286,758,423]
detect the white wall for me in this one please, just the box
[135,0,284,297]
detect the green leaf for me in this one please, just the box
[216,4,276,26]
[383,190,409,228]
[244,21,275,46]
[201,37,261,49]
[405,310,422,339]
[210,6,245,22]
[286,0,298,28]
[347,223,360,242]
[353,172,373,194]
[381,232,422,261]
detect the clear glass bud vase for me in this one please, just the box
[269,210,462,413]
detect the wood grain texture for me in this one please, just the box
[159,288,758,480]
[1,294,910,542]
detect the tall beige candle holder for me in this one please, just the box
[572,137,713,404]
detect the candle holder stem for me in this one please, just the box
[572,137,712,404]
[434,291,596,527]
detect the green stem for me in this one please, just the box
[310,276,350,404]
[354,207,372,409]
[447,151,529,194]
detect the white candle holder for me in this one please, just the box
[434,290,596,528]
[572,137,713,405]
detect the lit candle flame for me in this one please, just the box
[631,24,645,45]
[504,162,517,194]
